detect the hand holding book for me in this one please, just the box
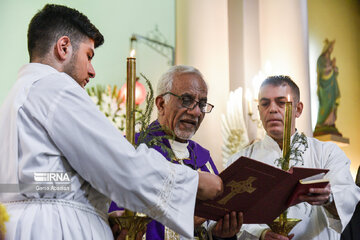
[287,173,330,206]
[211,212,243,239]
[297,182,332,206]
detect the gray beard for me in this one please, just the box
[174,127,195,141]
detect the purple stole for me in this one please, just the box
[109,120,218,239]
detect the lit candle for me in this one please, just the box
[124,49,137,218]
[126,49,136,146]
[282,94,292,171]
[277,94,293,230]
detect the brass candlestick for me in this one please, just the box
[268,97,301,236]
[114,51,150,239]
[268,218,301,236]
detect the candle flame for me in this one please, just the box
[287,94,291,102]
[130,49,136,58]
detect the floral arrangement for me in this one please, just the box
[0,203,9,239]
[274,132,308,168]
[135,74,176,158]
[221,87,250,168]
[87,84,143,133]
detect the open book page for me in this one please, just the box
[299,172,329,184]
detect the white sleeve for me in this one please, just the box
[237,224,268,240]
[322,142,360,232]
[44,85,198,238]
[226,149,246,168]
[206,220,264,240]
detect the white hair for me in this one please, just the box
[157,65,207,102]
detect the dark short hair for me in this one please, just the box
[260,75,300,102]
[27,4,104,61]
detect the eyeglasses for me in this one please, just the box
[161,92,214,113]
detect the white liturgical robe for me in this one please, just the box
[0,63,199,239]
[227,133,360,240]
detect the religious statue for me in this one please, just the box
[313,39,342,136]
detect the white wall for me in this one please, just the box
[258,0,312,136]
[176,0,312,170]
[176,0,230,169]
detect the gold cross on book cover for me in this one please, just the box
[194,156,329,224]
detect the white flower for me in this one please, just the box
[86,85,144,134]
[89,96,99,105]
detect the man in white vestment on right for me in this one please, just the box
[0,4,223,240]
[227,75,360,240]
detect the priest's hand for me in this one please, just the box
[197,171,223,200]
[108,211,145,240]
[262,230,294,240]
[194,216,206,227]
[212,211,243,239]
[298,183,339,218]
[298,183,331,206]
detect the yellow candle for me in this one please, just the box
[282,94,292,171]
[124,49,137,218]
[277,94,293,231]
[126,49,136,145]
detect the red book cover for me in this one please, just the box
[194,156,329,224]
[287,177,329,206]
